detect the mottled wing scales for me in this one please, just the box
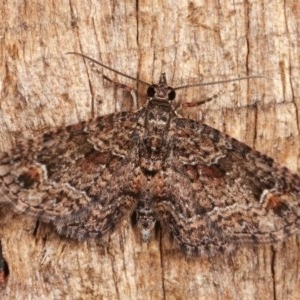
[155,118,300,253]
[55,195,136,239]
[0,112,140,238]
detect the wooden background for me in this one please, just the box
[1,0,300,299]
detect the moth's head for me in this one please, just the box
[147,73,176,102]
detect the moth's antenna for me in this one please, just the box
[66,52,151,86]
[67,52,264,90]
[174,75,265,90]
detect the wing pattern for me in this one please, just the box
[0,111,141,239]
[1,72,300,255]
[152,119,300,254]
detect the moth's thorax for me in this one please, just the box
[145,99,173,142]
[138,98,175,173]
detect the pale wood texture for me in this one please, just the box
[1,1,300,299]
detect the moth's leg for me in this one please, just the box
[85,58,138,110]
[102,75,138,109]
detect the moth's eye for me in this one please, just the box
[168,89,176,101]
[147,86,156,97]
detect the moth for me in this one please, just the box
[0,53,299,255]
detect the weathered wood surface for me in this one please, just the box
[0,1,300,299]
